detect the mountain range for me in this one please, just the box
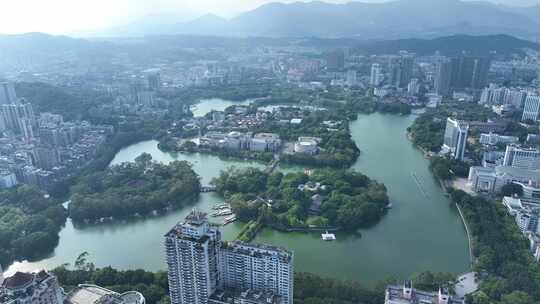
[104,0,540,39]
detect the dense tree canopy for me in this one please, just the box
[212,167,388,231]
[0,186,67,268]
[450,189,540,304]
[69,155,200,223]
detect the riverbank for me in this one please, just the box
[455,203,475,266]
[407,128,473,267]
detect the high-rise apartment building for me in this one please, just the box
[435,56,491,96]
[0,102,36,139]
[146,71,161,91]
[165,211,294,304]
[503,145,540,171]
[443,118,469,161]
[398,55,415,88]
[370,63,383,87]
[165,210,221,304]
[480,84,528,108]
[0,82,18,105]
[326,50,345,70]
[407,78,420,95]
[522,94,540,122]
[219,242,294,304]
[435,58,452,97]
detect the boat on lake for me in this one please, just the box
[321,231,336,241]
[223,215,237,225]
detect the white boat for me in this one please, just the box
[212,203,230,210]
[223,215,237,225]
[321,231,336,241]
[211,209,233,217]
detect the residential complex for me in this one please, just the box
[165,210,294,304]
[434,56,491,97]
[480,84,528,108]
[0,84,113,190]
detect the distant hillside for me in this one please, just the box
[106,0,540,39]
[0,33,538,73]
[355,34,540,56]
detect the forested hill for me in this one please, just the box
[354,34,540,57]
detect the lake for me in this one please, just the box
[5,99,469,285]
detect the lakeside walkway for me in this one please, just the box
[455,203,474,266]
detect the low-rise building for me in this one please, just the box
[293,137,320,155]
[209,289,282,304]
[503,197,540,262]
[250,133,281,152]
[385,282,463,304]
[0,271,64,304]
[468,165,540,194]
[479,133,518,146]
[65,284,145,304]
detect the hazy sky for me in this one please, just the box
[0,0,539,35]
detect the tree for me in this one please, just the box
[501,291,535,304]
[501,183,523,197]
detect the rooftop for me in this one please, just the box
[65,284,145,304]
[2,272,34,289]
[386,285,463,304]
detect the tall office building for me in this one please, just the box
[0,82,18,104]
[435,58,453,97]
[370,63,383,86]
[503,145,540,171]
[443,117,469,161]
[165,211,294,304]
[522,94,540,122]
